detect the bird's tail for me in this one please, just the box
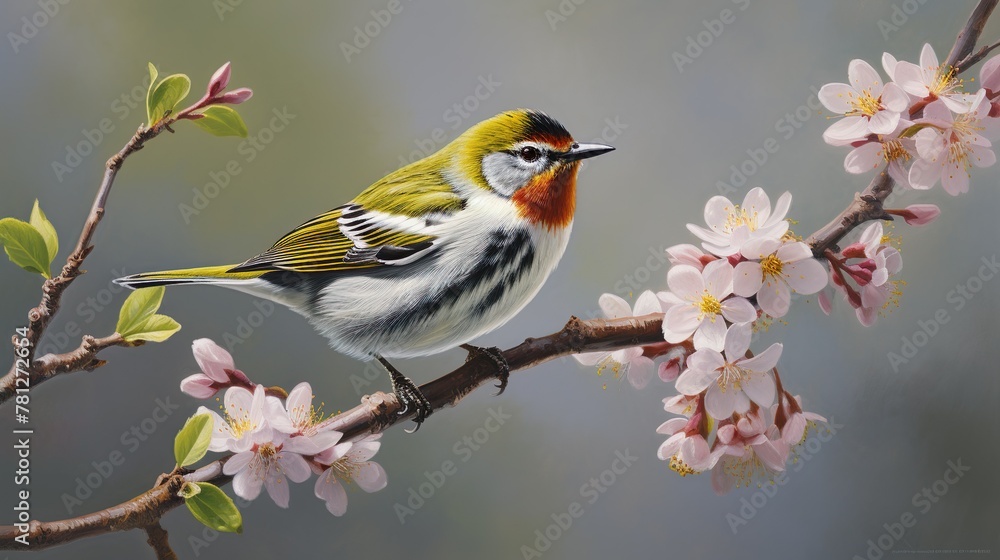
[114,265,266,289]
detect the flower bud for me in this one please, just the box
[192,338,234,383]
[896,204,940,226]
[215,87,253,105]
[180,373,219,399]
[207,62,232,97]
[658,357,681,382]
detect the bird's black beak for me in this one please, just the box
[557,142,615,162]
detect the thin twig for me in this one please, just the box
[144,522,178,560]
[0,119,176,404]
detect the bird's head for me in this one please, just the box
[446,109,614,230]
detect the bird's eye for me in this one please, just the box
[518,146,542,163]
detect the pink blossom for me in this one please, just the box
[819,59,909,143]
[659,260,756,351]
[575,291,662,389]
[686,188,791,257]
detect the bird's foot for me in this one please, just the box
[377,356,432,433]
[461,344,511,395]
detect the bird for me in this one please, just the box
[116,109,614,429]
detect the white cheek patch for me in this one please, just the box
[482,152,534,197]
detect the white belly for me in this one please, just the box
[306,198,571,359]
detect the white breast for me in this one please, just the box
[307,190,571,359]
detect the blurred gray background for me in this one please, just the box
[2,1,998,559]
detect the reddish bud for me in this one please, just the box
[215,87,253,105]
[841,242,867,259]
[892,204,940,226]
[207,62,232,97]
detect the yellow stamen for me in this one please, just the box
[697,292,722,318]
[760,254,784,278]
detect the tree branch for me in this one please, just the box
[0,313,680,551]
[806,0,998,256]
[1,120,176,405]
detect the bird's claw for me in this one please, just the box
[462,344,511,396]
[379,356,432,433]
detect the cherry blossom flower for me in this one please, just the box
[666,243,716,271]
[674,323,781,419]
[909,98,998,195]
[574,291,662,389]
[659,260,756,351]
[710,412,788,494]
[831,222,904,326]
[772,395,827,446]
[843,125,917,188]
[657,411,722,476]
[663,393,699,417]
[686,188,791,257]
[224,431,313,508]
[892,43,983,113]
[314,435,388,516]
[266,382,342,454]
[819,59,909,143]
[198,385,270,453]
[733,239,829,318]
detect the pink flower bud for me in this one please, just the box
[207,62,232,97]
[180,373,219,399]
[981,54,1000,93]
[898,204,940,226]
[666,244,708,270]
[658,357,681,382]
[192,338,234,383]
[840,242,866,259]
[215,88,253,105]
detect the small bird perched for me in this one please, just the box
[117,109,613,428]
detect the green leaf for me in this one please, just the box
[174,413,213,467]
[189,105,248,138]
[0,218,51,278]
[147,73,191,126]
[178,481,201,499]
[185,482,243,533]
[146,63,159,123]
[116,287,182,342]
[123,314,181,343]
[29,199,58,263]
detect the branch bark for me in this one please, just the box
[0,313,679,551]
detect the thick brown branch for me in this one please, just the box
[0,314,678,551]
[806,0,998,256]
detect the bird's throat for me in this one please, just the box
[512,163,578,230]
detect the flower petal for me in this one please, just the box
[598,293,632,319]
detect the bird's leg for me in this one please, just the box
[376,355,432,433]
[460,344,511,395]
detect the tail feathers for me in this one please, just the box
[115,265,265,289]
